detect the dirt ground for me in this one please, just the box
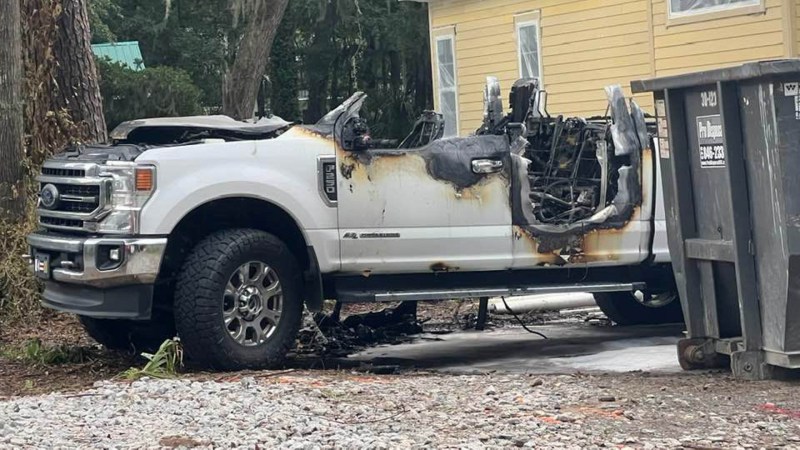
[0,302,473,397]
[0,300,603,397]
[0,313,135,397]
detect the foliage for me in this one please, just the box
[268,0,432,138]
[96,58,203,130]
[0,208,40,321]
[89,0,432,137]
[1,1,86,325]
[268,17,300,121]
[88,0,121,43]
[95,0,232,107]
[121,338,183,380]
[1,339,92,366]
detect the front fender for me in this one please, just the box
[135,140,337,235]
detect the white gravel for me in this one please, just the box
[2,372,799,449]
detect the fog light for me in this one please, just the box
[109,248,121,261]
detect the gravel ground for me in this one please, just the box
[2,371,800,449]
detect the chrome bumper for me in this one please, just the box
[27,232,167,288]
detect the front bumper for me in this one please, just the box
[27,232,167,319]
[27,232,167,288]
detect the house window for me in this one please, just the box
[435,35,458,137]
[669,0,760,17]
[516,20,542,82]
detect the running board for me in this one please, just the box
[337,282,646,303]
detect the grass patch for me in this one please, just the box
[1,338,93,366]
[121,338,183,380]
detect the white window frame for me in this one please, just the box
[515,12,543,88]
[433,31,459,137]
[667,0,764,25]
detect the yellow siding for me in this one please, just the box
[428,0,799,137]
[651,0,785,77]
[796,0,800,53]
[429,0,654,135]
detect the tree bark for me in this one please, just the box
[222,0,290,120]
[53,0,107,143]
[0,0,26,220]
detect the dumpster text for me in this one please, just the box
[697,114,725,168]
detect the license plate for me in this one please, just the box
[34,252,50,280]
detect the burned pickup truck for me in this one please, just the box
[27,77,679,369]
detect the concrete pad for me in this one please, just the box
[347,323,685,375]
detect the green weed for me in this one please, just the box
[1,338,91,366]
[121,338,183,380]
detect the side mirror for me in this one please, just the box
[341,117,371,151]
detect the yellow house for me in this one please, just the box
[420,0,799,136]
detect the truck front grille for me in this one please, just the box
[41,167,86,178]
[39,183,101,213]
[40,216,84,229]
[37,162,108,233]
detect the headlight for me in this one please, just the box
[96,162,156,234]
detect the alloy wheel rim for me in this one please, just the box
[222,261,283,346]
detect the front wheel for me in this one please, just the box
[174,229,303,370]
[594,289,684,326]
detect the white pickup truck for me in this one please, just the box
[27,78,680,369]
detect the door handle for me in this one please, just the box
[472,159,504,174]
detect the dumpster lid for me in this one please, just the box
[631,59,800,93]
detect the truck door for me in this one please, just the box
[333,94,513,274]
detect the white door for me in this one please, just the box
[337,135,513,274]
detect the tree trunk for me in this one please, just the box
[53,0,107,143]
[222,0,290,120]
[0,0,26,219]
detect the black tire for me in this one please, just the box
[79,314,174,353]
[173,229,303,370]
[594,290,684,326]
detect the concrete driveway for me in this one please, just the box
[346,322,685,375]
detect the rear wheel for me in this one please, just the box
[594,289,683,325]
[173,229,303,370]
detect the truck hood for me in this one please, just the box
[110,115,292,144]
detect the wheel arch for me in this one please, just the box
[158,196,324,311]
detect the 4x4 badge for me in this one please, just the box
[343,232,400,239]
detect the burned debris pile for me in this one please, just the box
[295,303,423,357]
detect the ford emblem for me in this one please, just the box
[40,184,60,210]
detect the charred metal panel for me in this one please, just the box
[340,135,511,190]
[330,85,653,273]
[336,134,513,274]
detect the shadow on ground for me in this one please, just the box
[292,323,686,375]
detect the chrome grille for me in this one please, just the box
[40,216,84,229]
[41,167,86,177]
[39,183,100,213]
[37,162,109,233]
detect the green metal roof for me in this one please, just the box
[91,41,145,70]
